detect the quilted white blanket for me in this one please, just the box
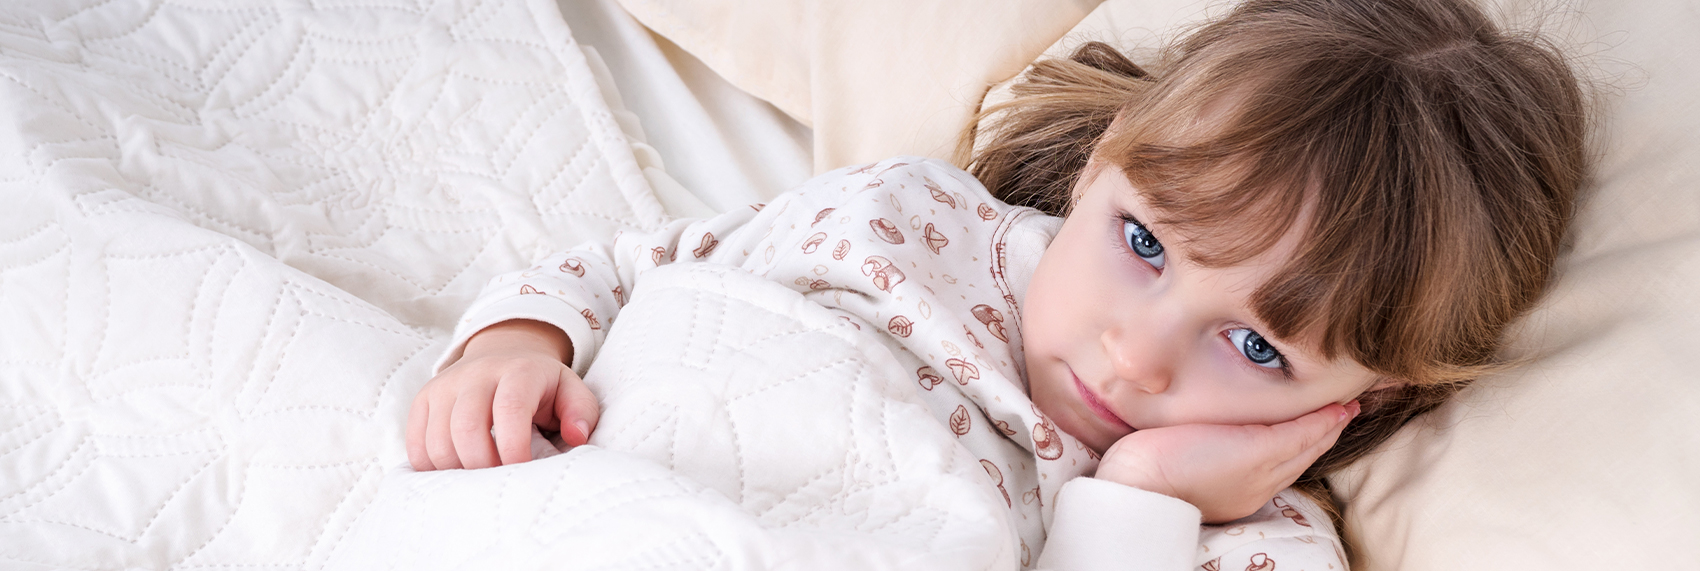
[0,0,1014,568]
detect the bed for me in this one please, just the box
[0,0,1693,569]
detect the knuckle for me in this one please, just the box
[449,420,489,438]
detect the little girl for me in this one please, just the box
[407,0,1586,568]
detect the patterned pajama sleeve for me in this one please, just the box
[435,159,900,376]
[434,203,765,375]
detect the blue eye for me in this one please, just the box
[1227,328,1284,369]
[1122,218,1165,270]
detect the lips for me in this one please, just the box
[1073,372,1133,432]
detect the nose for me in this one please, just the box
[1101,319,1176,394]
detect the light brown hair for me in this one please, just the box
[961,0,1587,505]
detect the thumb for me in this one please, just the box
[554,370,601,447]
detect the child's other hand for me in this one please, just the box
[1092,401,1359,523]
[406,319,597,471]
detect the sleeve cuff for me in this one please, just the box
[1037,478,1203,571]
[434,293,600,376]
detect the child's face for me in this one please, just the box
[1023,162,1384,454]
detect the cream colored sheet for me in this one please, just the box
[558,0,814,215]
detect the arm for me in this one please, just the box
[408,207,764,471]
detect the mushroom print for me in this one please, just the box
[1272,497,1311,527]
[860,256,906,292]
[812,208,835,226]
[1032,420,1064,460]
[580,308,601,330]
[1202,559,1221,571]
[692,233,718,258]
[869,218,904,244]
[519,284,543,295]
[980,459,1011,507]
[970,304,1008,343]
[887,315,914,338]
[950,405,972,436]
[612,285,625,305]
[922,223,949,254]
[945,358,979,385]
[559,257,586,277]
[992,419,1017,436]
[916,366,944,391]
[1245,553,1275,571]
[802,232,828,254]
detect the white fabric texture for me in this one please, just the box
[0,0,667,566]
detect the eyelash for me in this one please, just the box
[1227,329,1297,381]
[1116,211,1296,380]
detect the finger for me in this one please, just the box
[1273,402,1357,475]
[491,376,546,466]
[555,370,601,447]
[407,394,432,471]
[449,388,501,469]
[426,394,464,470]
[1266,402,1352,458]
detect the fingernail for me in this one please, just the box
[1346,400,1362,419]
[573,420,591,442]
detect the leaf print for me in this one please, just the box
[945,358,979,385]
[887,315,914,338]
[979,459,1011,507]
[581,309,601,330]
[869,218,904,244]
[650,247,667,265]
[802,232,828,253]
[950,405,971,436]
[925,179,958,208]
[832,240,851,260]
[813,207,836,226]
[977,203,997,221]
[612,285,625,305]
[922,223,948,254]
[692,233,719,258]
